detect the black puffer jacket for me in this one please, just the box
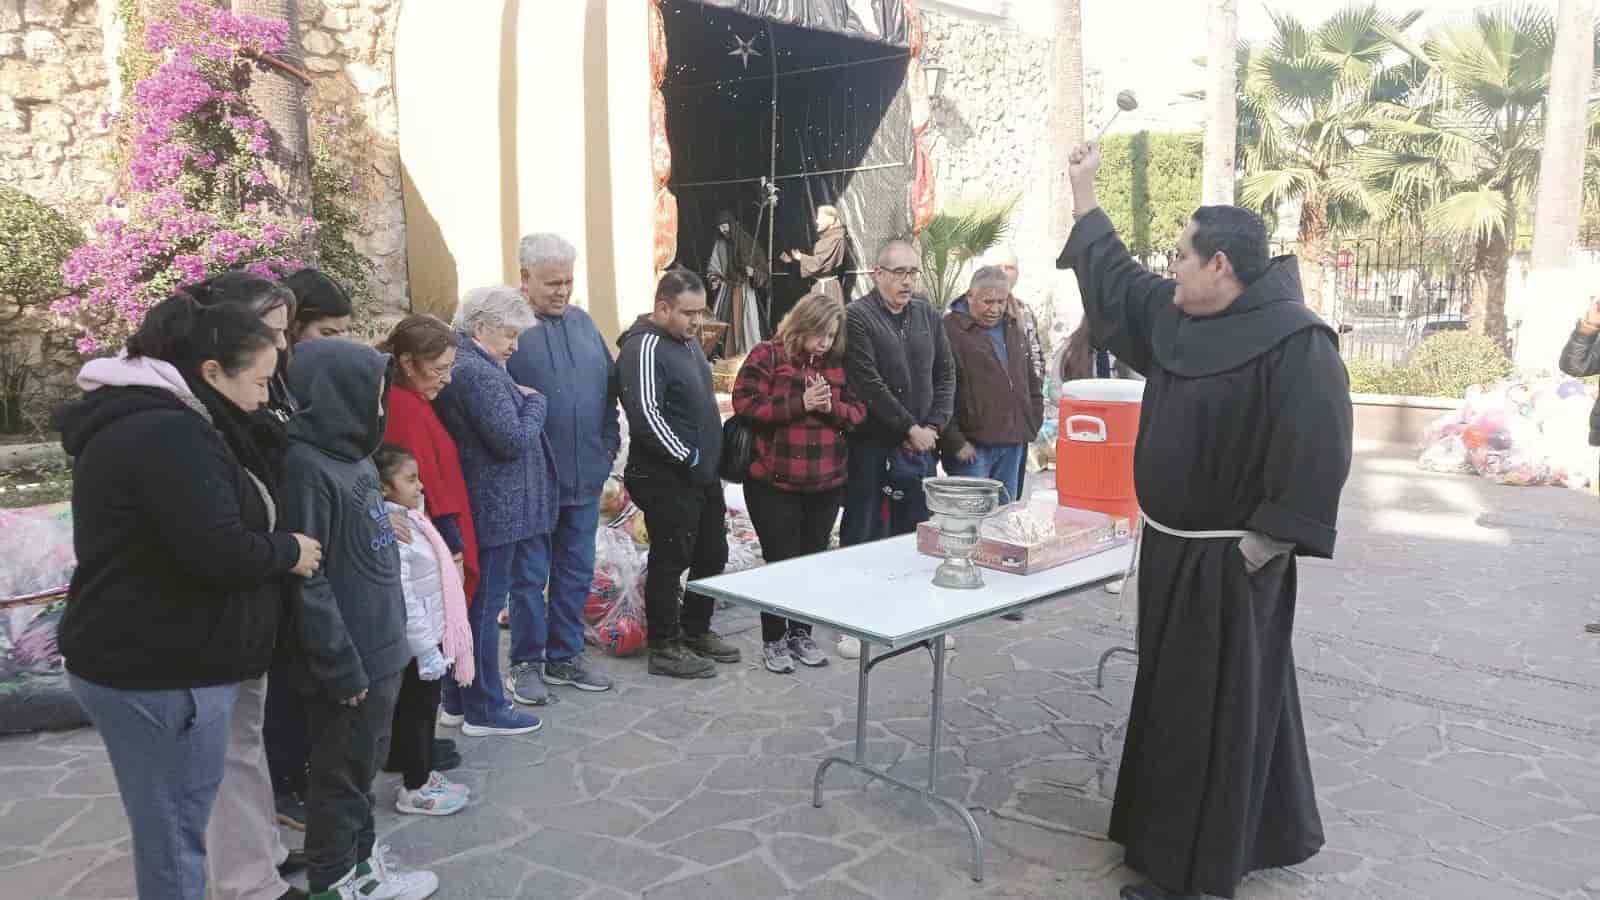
[57,382,301,690]
[1558,324,1600,446]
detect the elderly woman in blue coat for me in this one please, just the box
[433,286,556,736]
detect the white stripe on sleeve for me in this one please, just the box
[639,334,691,461]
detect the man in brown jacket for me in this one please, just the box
[940,265,1044,503]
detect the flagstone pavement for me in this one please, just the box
[2,449,1597,899]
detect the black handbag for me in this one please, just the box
[718,414,757,483]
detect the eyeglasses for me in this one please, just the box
[880,267,921,280]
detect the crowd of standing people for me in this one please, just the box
[62,153,1597,900]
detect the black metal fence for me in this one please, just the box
[1141,232,1476,367]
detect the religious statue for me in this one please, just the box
[706,209,771,356]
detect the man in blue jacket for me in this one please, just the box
[506,234,622,699]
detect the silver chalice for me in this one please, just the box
[923,476,1005,589]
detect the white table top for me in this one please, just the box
[691,535,1133,648]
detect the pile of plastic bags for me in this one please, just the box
[1417,377,1599,491]
[0,502,87,733]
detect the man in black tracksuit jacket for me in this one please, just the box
[613,271,741,679]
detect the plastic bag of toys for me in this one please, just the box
[723,506,764,573]
[1417,377,1598,491]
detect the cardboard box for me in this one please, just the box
[917,500,1133,576]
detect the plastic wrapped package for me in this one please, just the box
[1,600,86,733]
[724,506,764,574]
[0,503,75,602]
[587,526,649,657]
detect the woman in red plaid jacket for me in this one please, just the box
[732,293,868,674]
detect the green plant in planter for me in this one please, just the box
[919,197,1018,311]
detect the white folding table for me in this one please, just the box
[690,534,1133,882]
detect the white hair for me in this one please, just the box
[454,285,536,334]
[968,265,1011,294]
[518,233,577,272]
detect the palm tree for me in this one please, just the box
[1202,0,1239,206]
[1360,4,1600,347]
[1533,0,1595,270]
[1236,5,1421,317]
[1048,0,1085,241]
[918,199,1017,311]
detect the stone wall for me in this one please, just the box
[0,0,409,324]
[0,0,116,225]
[919,9,1071,345]
[298,0,408,321]
[0,0,115,422]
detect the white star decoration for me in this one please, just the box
[729,33,761,69]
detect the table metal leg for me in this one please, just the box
[812,636,986,882]
[1095,646,1138,689]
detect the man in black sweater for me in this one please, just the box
[614,270,741,679]
[841,239,956,547]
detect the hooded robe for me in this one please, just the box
[1057,208,1353,899]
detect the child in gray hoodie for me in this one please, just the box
[280,340,438,900]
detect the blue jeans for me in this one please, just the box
[510,501,600,665]
[943,442,1026,503]
[70,674,239,900]
[460,539,535,724]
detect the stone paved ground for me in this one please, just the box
[3,449,1597,899]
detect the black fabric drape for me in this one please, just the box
[685,0,910,46]
[663,0,912,323]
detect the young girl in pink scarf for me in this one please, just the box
[377,444,475,816]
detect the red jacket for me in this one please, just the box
[732,340,866,493]
[385,386,480,601]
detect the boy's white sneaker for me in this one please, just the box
[308,861,375,900]
[365,845,439,900]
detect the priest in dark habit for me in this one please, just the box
[1056,142,1352,900]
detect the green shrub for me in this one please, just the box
[1345,332,1512,399]
[1407,332,1513,398]
[0,186,83,303]
[1345,356,1419,396]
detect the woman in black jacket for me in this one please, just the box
[57,297,321,900]
[1558,298,1600,635]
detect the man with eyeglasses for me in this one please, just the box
[841,239,956,553]
[504,233,622,703]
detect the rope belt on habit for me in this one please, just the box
[1142,516,1249,541]
[1117,516,1252,609]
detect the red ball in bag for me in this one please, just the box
[584,591,612,625]
[597,614,645,657]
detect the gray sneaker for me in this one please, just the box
[786,630,828,667]
[543,656,614,692]
[504,662,558,706]
[762,640,796,674]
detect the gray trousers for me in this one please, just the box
[303,671,403,891]
[70,674,239,900]
[206,673,292,900]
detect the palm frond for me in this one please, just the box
[1239,169,1309,212]
[1423,188,1509,244]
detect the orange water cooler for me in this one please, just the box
[1055,379,1143,521]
